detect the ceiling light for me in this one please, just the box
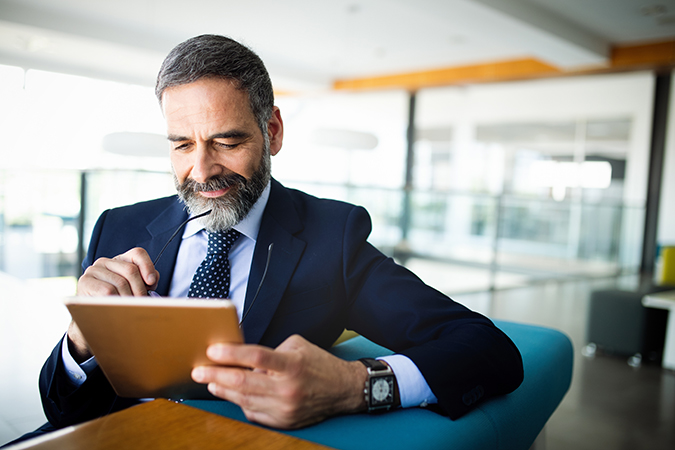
[347,4,361,14]
[102,132,168,157]
[310,128,378,150]
[448,35,466,45]
[15,34,52,53]
[641,5,667,16]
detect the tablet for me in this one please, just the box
[64,297,243,399]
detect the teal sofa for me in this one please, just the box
[186,320,574,450]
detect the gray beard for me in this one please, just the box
[174,148,271,232]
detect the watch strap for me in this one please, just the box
[359,358,390,372]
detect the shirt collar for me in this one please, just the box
[182,181,271,242]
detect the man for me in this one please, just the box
[39,34,523,431]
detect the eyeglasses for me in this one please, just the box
[152,209,213,266]
[150,207,273,325]
[241,242,273,324]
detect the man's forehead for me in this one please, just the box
[162,79,254,126]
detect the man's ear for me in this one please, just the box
[268,106,284,156]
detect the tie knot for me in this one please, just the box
[206,229,241,256]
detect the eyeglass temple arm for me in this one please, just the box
[152,209,213,266]
[240,242,273,325]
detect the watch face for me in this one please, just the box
[370,376,393,405]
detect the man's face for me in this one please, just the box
[162,78,283,231]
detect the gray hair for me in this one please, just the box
[156,35,274,134]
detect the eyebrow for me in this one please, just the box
[167,130,253,142]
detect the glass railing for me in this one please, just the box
[292,183,645,294]
[0,170,644,296]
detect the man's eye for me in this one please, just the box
[215,141,238,149]
[173,143,190,151]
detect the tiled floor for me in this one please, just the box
[1,272,674,448]
[455,276,675,450]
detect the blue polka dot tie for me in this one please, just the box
[187,229,241,299]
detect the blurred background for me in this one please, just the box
[1,0,674,448]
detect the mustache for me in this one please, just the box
[181,172,248,193]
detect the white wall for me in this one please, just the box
[416,72,656,270]
[419,71,655,204]
[657,73,675,247]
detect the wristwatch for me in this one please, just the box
[359,358,399,412]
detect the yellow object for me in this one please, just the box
[333,329,359,346]
[662,247,675,286]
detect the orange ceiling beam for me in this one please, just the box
[334,58,562,91]
[333,39,675,91]
[611,39,675,68]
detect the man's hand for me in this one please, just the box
[191,334,368,429]
[69,247,159,360]
[77,247,159,297]
[67,320,93,363]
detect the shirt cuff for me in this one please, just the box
[60,334,98,386]
[378,354,438,408]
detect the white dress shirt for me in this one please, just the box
[62,182,437,408]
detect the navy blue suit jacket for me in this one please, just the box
[39,179,523,427]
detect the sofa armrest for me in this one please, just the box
[185,320,573,450]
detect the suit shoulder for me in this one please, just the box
[269,181,372,235]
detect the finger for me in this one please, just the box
[114,247,159,290]
[242,408,322,430]
[205,344,291,373]
[240,409,280,428]
[79,252,155,297]
[192,366,285,413]
[205,383,282,417]
[78,262,135,296]
[97,259,148,296]
[192,366,273,396]
[206,383,324,430]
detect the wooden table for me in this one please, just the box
[643,289,675,370]
[10,400,333,450]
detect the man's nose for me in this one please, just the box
[190,147,223,184]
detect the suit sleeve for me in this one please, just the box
[343,206,524,419]
[39,210,136,428]
[39,337,137,427]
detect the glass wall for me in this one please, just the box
[409,73,654,292]
[0,65,658,297]
[0,169,174,280]
[273,90,409,250]
[0,170,81,279]
[0,64,172,288]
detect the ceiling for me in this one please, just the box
[0,0,674,91]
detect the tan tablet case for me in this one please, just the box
[64,297,243,399]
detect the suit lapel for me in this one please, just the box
[142,198,188,296]
[241,180,306,344]
[133,183,306,342]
